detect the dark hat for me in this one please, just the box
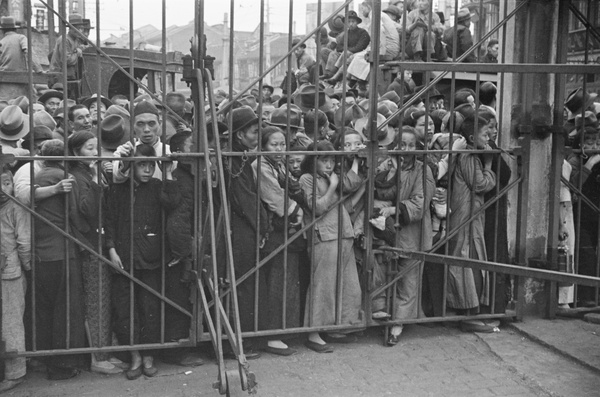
[105,104,130,136]
[231,106,259,133]
[381,91,401,104]
[565,88,598,115]
[165,92,186,114]
[328,14,345,32]
[239,95,258,110]
[574,111,599,129]
[22,125,53,146]
[82,94,112,110]
[457,8,471,22]
[68,13,88,27]
[51,83,64,91]
[426,88,444,101]
[100,114,130,150]
[9,96,29,114]
[0,16,18,30]
[291,38,306,49]
[293,84,333,113]
[268,107,302,129]
[0,105,29,141]
[38,89,63,104]
[206,120,229,142]
[133,100,160,118]
[334,103,366,127]
[33,110,57,131]
[382,5,402,19]
[263,85,274,94]
[342,10,362,24]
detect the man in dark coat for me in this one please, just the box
[323,11,370,82]
[443,8,476,63]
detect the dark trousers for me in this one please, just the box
[164,264,192,342]
[34,259,86,369]
[111,269,161,346]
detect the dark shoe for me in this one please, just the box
[263,346,297,356]
[47,367,80,380]
[323,333,358,344]
[386,334,400,346]
[460,320,494,333]
[125,366,143,380]
[142,364,158,377]
[304,340,334,353]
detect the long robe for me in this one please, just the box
[447,152,496,310]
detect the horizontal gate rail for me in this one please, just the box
[3,194,192,318]
[382,62,600,74]
[386,249,600,288]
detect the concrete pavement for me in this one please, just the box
[3,318,599,396]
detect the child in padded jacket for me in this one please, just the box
[104,143,179,380]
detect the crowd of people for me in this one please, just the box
[0,2,597,394]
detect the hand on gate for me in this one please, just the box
[109,248,124,270]
[53,178,74,194]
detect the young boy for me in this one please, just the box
[105,144,179,379]
[0,167,30,392]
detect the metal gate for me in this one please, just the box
[0,0,600,395]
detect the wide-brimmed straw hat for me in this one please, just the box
[0,105,29,141]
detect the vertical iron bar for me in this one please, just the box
[128,0,135,346]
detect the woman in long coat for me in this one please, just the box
[447,115,496,315]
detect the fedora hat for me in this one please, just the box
[457,8,471,22]
[426,87,444,101]
[38,89,63,105]
[0,16,18,30]
[291,38,306,49]
[334,103,367,127]
[293,84,333,113]
[105,104,130,133]
[239,95,258,111]
[263,85,274,94]
[268,107,303,129]
[100,114,130,150]
[231,106,259,133]
[0,105,29,141]
[382,5,402,19]
[342,10,362,24]
[82,94,112,110]
[9,96,29,114]
[33,110,57,131]
[565,88,598,115]
[68,13,88,27]
[328,14,345,32]
[354,113,395,147]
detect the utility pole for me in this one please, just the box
[264,0,271,84]
[221,13,229,89]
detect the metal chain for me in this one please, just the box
[224,150,249,179]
